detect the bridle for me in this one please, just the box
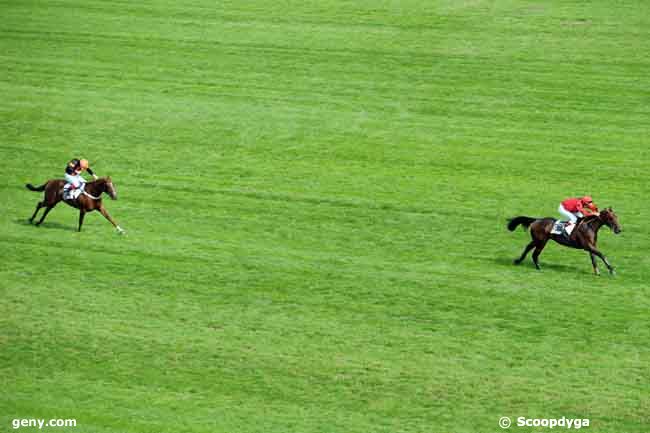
[82,178,110,200]
[597,211,617,230]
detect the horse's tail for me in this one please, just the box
[26,182,47,192]
[507,216,537,231]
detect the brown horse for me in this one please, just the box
[26,177,124,234]
[507,208,621,275]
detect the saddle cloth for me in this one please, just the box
[63,185,84,200]
[551,220,574,236]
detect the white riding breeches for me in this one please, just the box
[558,204,582,223]
[63,173,86,199]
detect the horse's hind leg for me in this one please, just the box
[532,241,548,270]
[29,201,44,223]
[35,206,54,226]
[514,241,535,265]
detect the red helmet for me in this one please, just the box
[581,196,593,204]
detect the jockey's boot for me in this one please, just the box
[563,222,575,239]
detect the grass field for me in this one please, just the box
[1,1,649,432]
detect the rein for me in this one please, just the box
[82,179,106,200]
[83,190,102,200]
[580,214,603,232]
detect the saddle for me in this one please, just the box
[63,184,84,201]
[551,218,583,237]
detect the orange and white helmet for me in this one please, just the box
[79,159,89,170]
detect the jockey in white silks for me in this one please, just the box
[63,158,97,200]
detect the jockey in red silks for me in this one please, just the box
[63,158,97,200]
[558,196,599,229]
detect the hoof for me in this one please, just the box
[513,259,521,265]
[609,269,616,276]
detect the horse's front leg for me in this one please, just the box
[589,247,614,275]
[589,252,600,276]
[78,210,86,232]
[98,205,125,234]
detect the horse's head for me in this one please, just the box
[599,207,621,234]
[104,176,118,200]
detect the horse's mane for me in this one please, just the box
[578,214,601,229]
[84,177,110,193]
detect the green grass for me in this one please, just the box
[1,1,649,432]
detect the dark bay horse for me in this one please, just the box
[26,177,125,234]
[507,208,621,275]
